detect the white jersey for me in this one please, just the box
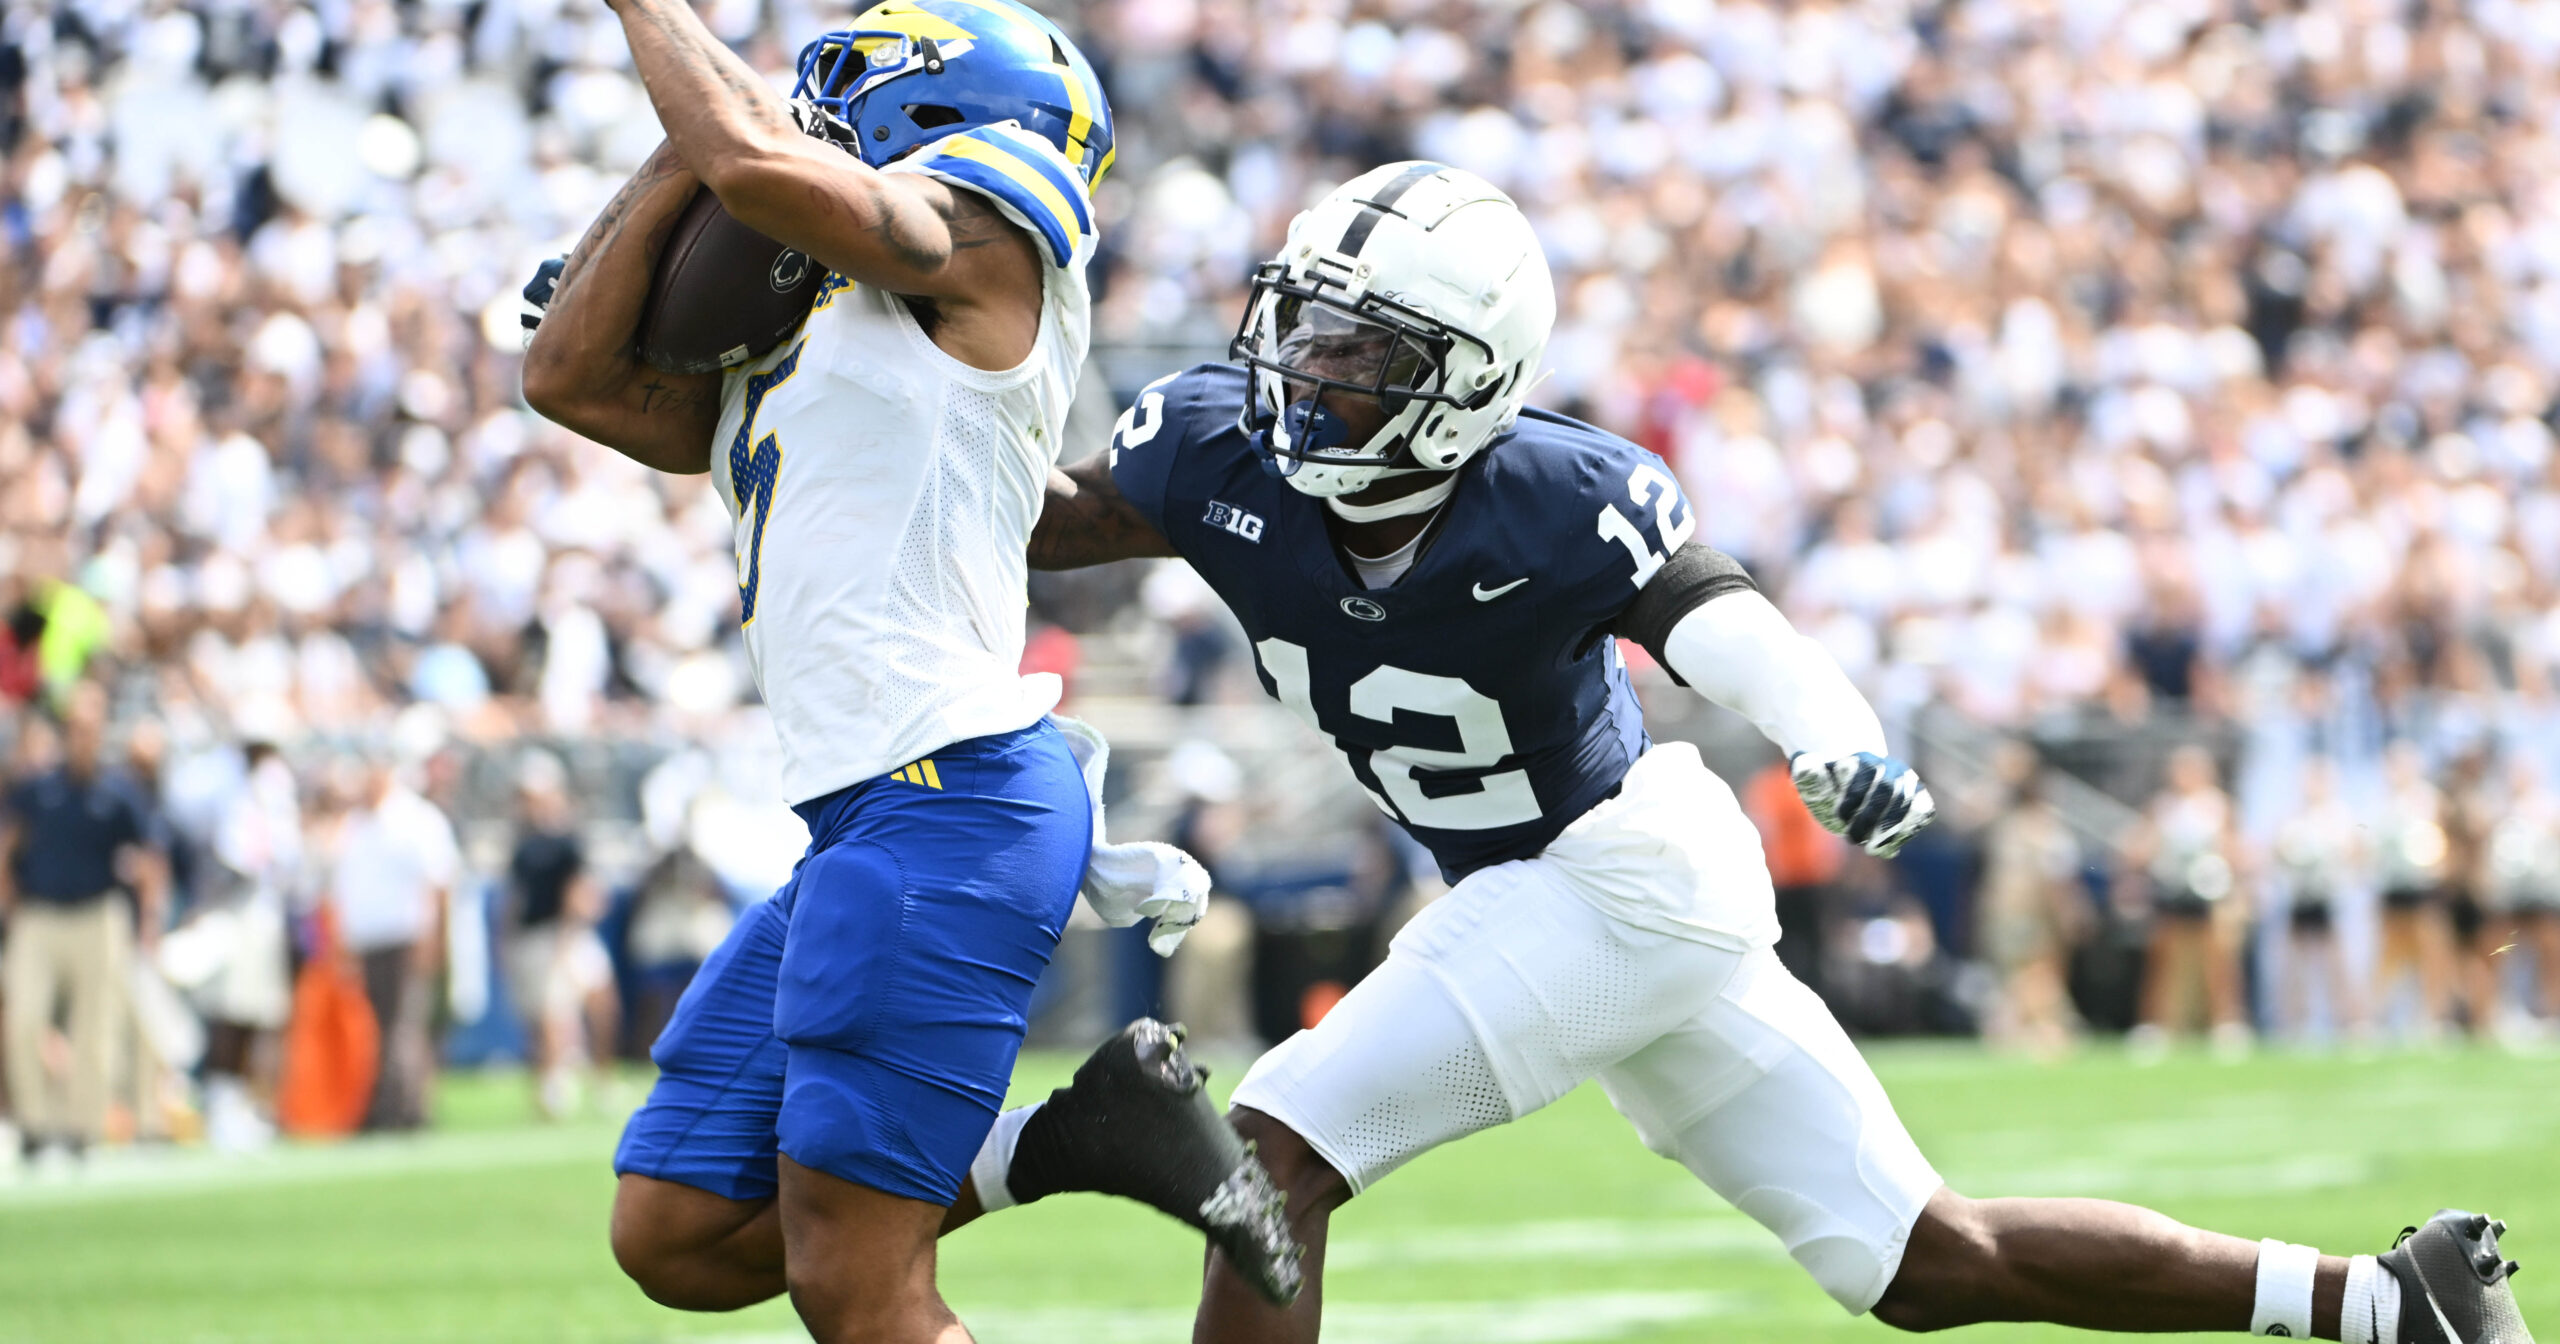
[708,130,1093,804]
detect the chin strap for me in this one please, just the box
[1325,472,1457,522]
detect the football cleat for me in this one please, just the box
[2381,1210,2535,1344]
[1007,1019,1303,1305]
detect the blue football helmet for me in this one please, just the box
[792,0,1114,186]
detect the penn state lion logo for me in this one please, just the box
[1339,596,1387,622]
[769,249,811,293]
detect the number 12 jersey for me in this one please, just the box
[1109,363,1697,881]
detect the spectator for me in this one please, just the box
[1974,744,2085,1058]
[19,0,2560,1054]
[2123,744,2248,1059]
[2269,755,2364,1042]
[2372,741,2455,1040]
[2490,760,2560,1027]
[502,751,612,1119]
[2443,748,2505,1037]
[0,682,167,1163]
[186,730,301,1151]
[327,757,460,1132]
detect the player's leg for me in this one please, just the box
[1610,949,2263,1329]
[2417,900,2457,1033]
[1605,947,2534,1340]
[2374,903,2419,1028]
[1190,859,1748,1344]
[2529,908,2560,1018]
[2137,914,2195,1041]
[778,1155,971,1344]
[770,722,1087,1343]
[1193,1105,1350,1344]
[954,1018,1299,1301]
[612,1172,784,1309]
[609,896,792,1309]
[2205,909,2250,1049]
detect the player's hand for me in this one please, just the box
[519,255,566,337]
[1081,841,1210,957]
[1790,751,1936,858]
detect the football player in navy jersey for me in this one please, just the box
[955,162,2536,1344]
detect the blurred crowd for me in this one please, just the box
[10,0,2560,1160]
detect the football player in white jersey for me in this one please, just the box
[521,2,1296,1339]
[974,163,2536,1344]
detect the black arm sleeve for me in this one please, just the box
[1609,542,1759,687]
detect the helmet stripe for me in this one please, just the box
[1336,162,1446,257]
[1055,63,1095,173]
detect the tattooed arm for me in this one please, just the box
[1030,454,1179,571]
[521,141,722,474]
[604,0,1042,371]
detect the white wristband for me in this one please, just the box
[2251,1239,2320,1337]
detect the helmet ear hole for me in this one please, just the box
[905,103,966,130]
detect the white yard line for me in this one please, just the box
[703,1290,1754,1344]
[0,1124,616,1211]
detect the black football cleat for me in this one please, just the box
[1007,1019,1303,1305]
[2380,1210,2535,1344]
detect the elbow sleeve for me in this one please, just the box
[1614,543,1760,680]
[1659,591,1886,762]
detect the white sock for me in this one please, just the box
[2252,1239,2320,1337]
[968,1103,1041,1214]
[2341,1254,2401,1344]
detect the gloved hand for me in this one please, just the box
[1051,716,1212,956]
[519,255,566,336]
[1081,843,1209,957]
[1790,751,1936,858]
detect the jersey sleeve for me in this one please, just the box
[882,124,1096,270]
[1572,432,1700,607]
[1103,367,1205,541]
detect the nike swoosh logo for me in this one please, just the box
[1473,578,1530,601]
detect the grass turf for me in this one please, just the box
[1,1042,2552,1343]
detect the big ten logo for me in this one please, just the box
[1203,500,1265,542]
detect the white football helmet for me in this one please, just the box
[1232,162,1556,499]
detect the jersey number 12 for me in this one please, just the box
[1257,638,1541,831]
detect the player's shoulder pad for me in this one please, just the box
[1485,406,1697,593]
[1108,362,1241,532]
[884,123,1096,270]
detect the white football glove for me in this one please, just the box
[1051,716,1212,956]
[1790,751,1937,858]
[1080,842,1209,957]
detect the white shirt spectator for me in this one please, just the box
[331,785,462,954]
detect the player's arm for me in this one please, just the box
[602,0,1039,352]
[1030,453,1178,570]
[521,140,722,474]
[1615,544,1935,856]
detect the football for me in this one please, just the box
[634,185,824,375]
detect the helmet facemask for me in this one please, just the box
[793,32,981,167]
[1231,261,1502,499]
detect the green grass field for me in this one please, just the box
[3,1043,2553,1344]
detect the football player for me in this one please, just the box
[978,162,2535,1344]
[520,2,1296,1339]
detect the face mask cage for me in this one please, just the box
[1229,261,1496,475]
[793,31,944,138]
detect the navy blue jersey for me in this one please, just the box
[1111,363,1698,880]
